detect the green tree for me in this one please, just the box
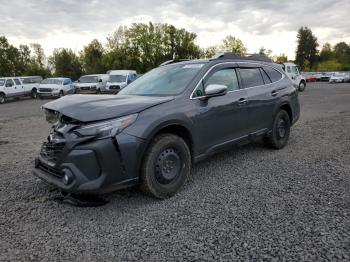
[201,46,219,59]
[295,27,319,70]
[319,43,333,62]
[333,42,350,65]
[80,39,105,74]
[50,48,82,80]
[273,54,288,63]
[258,46,272,58]
[30,43,45,67]
[220,36,247,56]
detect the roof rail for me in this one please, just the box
[211,52,272,63]
[160,59,191,66]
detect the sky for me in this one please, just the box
[1,0,350,60]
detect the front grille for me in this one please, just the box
[109,85,120,90]
[40,141,65,163]
[81,86,90,90]
[39,88,52,92]
[37,161,64,178]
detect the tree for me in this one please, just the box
[273,54,288,63]
[258,46,272,58]
[30,43,45,67]
[201,46,219,59]
[333,42,350,65]
[319,43,333,62]
[80,39,105,74]
[220,36,247,56]
[50,48,82,80]
[295,27,319,70]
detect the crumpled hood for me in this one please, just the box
[43,94,174,122]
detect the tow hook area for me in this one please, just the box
[55,192,109,207]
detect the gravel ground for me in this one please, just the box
[0,82,349,261]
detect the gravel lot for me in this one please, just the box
[0,82,349,261]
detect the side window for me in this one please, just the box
[239,68,264,88]
[263,66,283,82]
[286,66,291,73]
[63,79,71,85]
[204,68,239,92]
[259,68,271,84]
[14,78,21,85]
[6,79,14,87]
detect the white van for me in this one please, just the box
[0,77,40,104]
[75,74,108,94]
[282,63,306,91]
[105,70,137,93]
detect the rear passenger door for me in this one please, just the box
[238,65,275,133]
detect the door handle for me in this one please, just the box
[238,98,247,105]
[271,90,278,97]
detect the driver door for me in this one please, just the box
[192,64,250,155]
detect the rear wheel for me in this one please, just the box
[298,81,306,92]
[0,93,5,104]
[140,134,191,199]
[31,89,37,99]
[264,110,291,149]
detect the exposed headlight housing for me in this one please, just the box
[74,114,138,139]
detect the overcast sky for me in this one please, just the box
[1,0,350,59]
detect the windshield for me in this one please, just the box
[334,73,345,77]
[79,76,98,83]
[41,79,63,85]
[118,63,204,96]
[108,75,127,83]
[0,79,5,86]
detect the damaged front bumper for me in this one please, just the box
[33,132,146,194]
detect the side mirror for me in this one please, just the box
[204,84,228,98]
[99,79,103,82]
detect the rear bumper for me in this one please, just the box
[33,132,147,194]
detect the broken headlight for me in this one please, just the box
[73,114,138,139]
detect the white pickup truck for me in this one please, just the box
[0,76,41,104]
[282,63,307,91]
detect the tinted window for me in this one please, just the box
[63,79,71,85]
[6,79,14,87]
[239,68,264,88]
[204,68,239,92]
[14,78,21,85]
[263,66,283,82]
[260,68,271,84]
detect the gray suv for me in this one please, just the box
[33,53,300,199]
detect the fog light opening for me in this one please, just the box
[62,172,74,185]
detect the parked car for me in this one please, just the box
[320,72,334,81]
[38,78,74,99]
[105,70,137,93]
[282,63,306,91]
[0,77,39,104]
[306,74,317,82]
[329,72,350,83]
[75,74,108,94]
[33,53,300,199]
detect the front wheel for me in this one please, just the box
[140,134,191,199]
[298,81,306,92]
[264,110,291,149]
[59,90,64,98]
[31,89,37,99]
[0,93,5,104]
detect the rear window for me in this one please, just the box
[0,79,5,86]
[239,68,264,88]
[263,66,283,82]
